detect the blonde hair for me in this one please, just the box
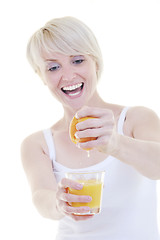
[27,16,103,79]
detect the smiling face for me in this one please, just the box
[40,52,98,111]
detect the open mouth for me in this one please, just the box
[61,82,84,96]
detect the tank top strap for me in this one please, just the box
[43,129,56,161]
[117,106,130,135]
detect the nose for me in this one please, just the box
[62,76,76,81]
[61,66,76,81]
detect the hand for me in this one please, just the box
[75,106,118,155]
[56,177,94,221]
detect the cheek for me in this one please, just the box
[88,67,98,83]
[43,74,59,89]
[87,62,98,79]
[81,63,97,80]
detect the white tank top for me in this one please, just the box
[43,107,160,240]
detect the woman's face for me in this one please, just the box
[40,52,98,111]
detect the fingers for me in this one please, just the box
[76,106,113,119]
[60,178,83,190]
[75,110,114,132]
[73,106,117,154]
[56,178,93,219]
[71,214,94,221]
[56,198,92,220]
[62,204,91,214]
[57,178,92,204]
[58,191,92,203]
[76,134,112,149]
[76,118,113,131]
[75,114,114,140]
[58,199,94,220]
[75,124,114,139]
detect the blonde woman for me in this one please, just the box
[21,16,160,240]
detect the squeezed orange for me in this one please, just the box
[68,179,103,209]
[69,116,97,151]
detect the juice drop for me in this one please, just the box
[87,150,90,158]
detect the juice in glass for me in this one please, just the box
[66,171,105,214]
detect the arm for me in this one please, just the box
[114,107,160,179]
[75,106,160,179]
[21,132,63,220]
[115,133,160,179]
[21,131,93,221]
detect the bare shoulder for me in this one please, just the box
[21,119,62,164]
[21,131,47,157]
[126,106,160,141]
[127,106,160,124]
[21,130,50,174]
[21,131,43,144]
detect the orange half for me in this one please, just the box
[69,116,97,149]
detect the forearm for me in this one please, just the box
[113,135,160,179]
[32,189,64,220]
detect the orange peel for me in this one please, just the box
[69,116,97,150]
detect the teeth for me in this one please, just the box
[68,92,80,96]
[62,83,82,91]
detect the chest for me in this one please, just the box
[53,132,108,169]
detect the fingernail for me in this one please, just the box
[76,143,81,149]
[87,196,92,202]
[83,207,90,211]
[76,183,83,190]
[75,132,79,139]
[75,113,79,119]
[75,124,79,131]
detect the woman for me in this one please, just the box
[21,16,160,239]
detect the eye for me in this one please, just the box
[72,56,85,65]
[48,63,61,72]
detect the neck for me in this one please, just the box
[87,90,106,108]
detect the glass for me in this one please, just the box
[65,171,105,215]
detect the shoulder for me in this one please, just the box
[21,130,49,163]
[21,131,44,151]
[127,106,159,125]
[126,106,160,140]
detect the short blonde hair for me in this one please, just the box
[27,16,103,79]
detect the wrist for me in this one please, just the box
[111,134,123,158]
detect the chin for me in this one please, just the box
[63,99,88,113]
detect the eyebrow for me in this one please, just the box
[44,55,83,62]
[45,59,58,62]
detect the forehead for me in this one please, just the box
[42,51,69,61]
[42,51,92,62]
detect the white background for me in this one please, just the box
[0,0,160,239]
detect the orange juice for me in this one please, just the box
[66,171,105,214]
[68,179,103,212]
